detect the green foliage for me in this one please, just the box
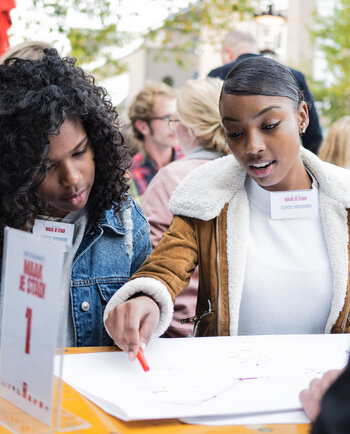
[27,0,253,77]
[149,0,254,64]
[32,0,115,23]
[200,0,255,28]
[30,0,130,78]
[311,0,350,124]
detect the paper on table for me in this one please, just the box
[55,334,350,423]
[180,409,309,426]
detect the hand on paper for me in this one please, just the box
[105,295,160,361]
[299,368,343,422]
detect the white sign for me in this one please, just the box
[270,188,319,220]
[0,227,67,426]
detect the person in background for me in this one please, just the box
[318,116,350,168]
[300,362,350,433]
[103,56,350,361]
[0,49,151,346]
[141,78,229,337]
[208,29,323,155]
[127,82,183,203]
[0,40,53,62]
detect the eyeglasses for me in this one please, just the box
[148,115,180,132]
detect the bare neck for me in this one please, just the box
[144,141,174,170]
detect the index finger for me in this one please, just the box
[104,302,141,356]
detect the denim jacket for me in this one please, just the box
[70,197,151,346]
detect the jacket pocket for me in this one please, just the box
[71,278,129,346]
[96,277,129,303]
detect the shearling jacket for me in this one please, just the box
[104,148,350,337]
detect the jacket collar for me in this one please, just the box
[95,196,134,235]
[169,147,350,220]
[236,53,260,62]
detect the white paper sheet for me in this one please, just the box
[55,334,350,423]
[180,409,309,426]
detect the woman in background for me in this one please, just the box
[141,78,228,337]
[318,116,350,168]
[0,40,52,62]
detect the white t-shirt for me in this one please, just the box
[238,176,333,335]
[61,209,88,346]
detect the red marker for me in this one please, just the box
[136,347,150,372]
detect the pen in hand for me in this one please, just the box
[136,347,150,372]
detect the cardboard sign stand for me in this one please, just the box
[0,228,90,432]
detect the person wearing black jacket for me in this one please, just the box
[300,361,350,433]
[208,30,323,155]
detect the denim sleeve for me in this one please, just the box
[130,199,152,276]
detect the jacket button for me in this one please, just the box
[81,301,90,312]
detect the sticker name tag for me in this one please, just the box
[270,188,319,220]
[32,219,74,245]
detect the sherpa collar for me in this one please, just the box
[168,147,350,220]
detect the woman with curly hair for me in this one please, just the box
[0,48,151,346]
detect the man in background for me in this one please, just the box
[127,82,182,203]
[208,30,323,155]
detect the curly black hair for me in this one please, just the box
[0,48,131,251]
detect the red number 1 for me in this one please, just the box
[25,308,32,355]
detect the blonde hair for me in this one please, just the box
[128,82,176,142]
[318,116,350,168]
[0,40,53,63]
[176,78,228,153]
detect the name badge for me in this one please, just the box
[270,188,319,220]
[32,219,74,245]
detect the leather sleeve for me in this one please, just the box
[130,215,198,302]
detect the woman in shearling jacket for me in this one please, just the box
[105,56,350,360]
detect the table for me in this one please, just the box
[60,347,311,434]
